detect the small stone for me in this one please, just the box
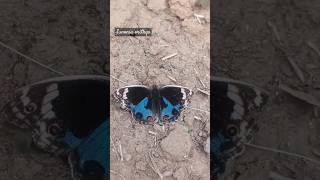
[198,131,206,137]
[204,137,210,154]
[160,124,192,160]
[135,161,147,171]
[147,0,167,12]
[135,144,144,153]
[163,170,173,177]
[168,0,193,19]
[181,17,205,35]
[173,167,188,180]
[190,150,209,177]
[124,154,132,161]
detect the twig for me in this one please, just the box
[167,75,177,83]
[286,56,305,83]
[110,137,120,160]
[0,40,65,76]
[148,152,163,180]
[267,21,281,43]
[185,106,210,113]
[110,74,129,85]
[279,84,320,107]
[118,141,123,161]
[161,53,177,60]
[194,68,207,88]
[245,143,320,166]
[269,171,293,180]
[194,13,205,24]
[148,131,157,136]
[197,88,210,96]
[110,169,126,180]
[314,107,319,118]
[194,116,202,121]
[307,41,320,58]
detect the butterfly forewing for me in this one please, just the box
[212,78,268,178]
[4,75,109,153]
[114,85,157,124]
[4,75,109,180]
[159,85,193,123]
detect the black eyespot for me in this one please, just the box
[24,102,37,113]
[135,112,143,120]
[226,124,238,137]
[82,160,104,180]
[48,124,63,136]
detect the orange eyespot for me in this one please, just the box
[146,116,156,125]
[162,115,170,123]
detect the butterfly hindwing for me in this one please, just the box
[159,85,193,123]
[114,85,157,124]
[68,120,108,180]
[212,77,268,179]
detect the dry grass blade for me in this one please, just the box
[279,84,320,107]
[161,53,177,60]
[286,56,305,83]
[148,152,163,180]
[0,40,65,76]
[110,169,126,180]
[246,143,320,166]
[312,148,320,158]
[197,88,209,96]
[267,21,281,43]
[307,41,320,58]
[269,171,293,180]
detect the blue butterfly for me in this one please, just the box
[4,75,109,180]
[113,85,193,125]
[211,77,268,180]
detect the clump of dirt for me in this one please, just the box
[110,0,210,179]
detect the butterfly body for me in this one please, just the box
[114,85,192,125]
[211,77,268,179]
[4,75,109,180]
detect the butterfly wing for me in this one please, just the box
[4,75,109,154]
[113,85,157,124]
[211,77,268,178]
[158,85,192,124]
[68,120,108,180]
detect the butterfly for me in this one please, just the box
[3,75,109,180]
[211,77,268,180]
[113,85,193,125]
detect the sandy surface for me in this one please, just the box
[110,0,210,180]
[213,0,320,179]
[0,0,106,179]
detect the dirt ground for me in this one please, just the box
[1,0,319,180]
[110,0,210,180]
[213,0,320,179]
[0,0,106,179]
